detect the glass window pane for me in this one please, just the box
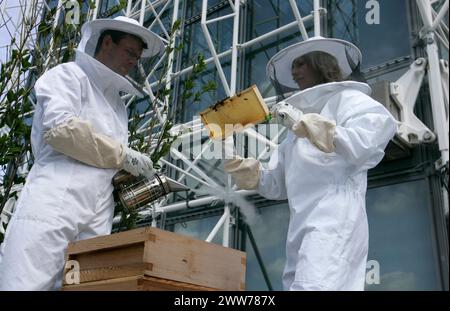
[328,0,411,69]
[245,203,289,290]
[173,215,223,245]
[366,180,442,290]
[357,0,411,68]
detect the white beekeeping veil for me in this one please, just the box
[78,16,164,58]
[266,36,362,97]
[77,16,166,86]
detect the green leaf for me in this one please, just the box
[184,79,194,91]
[6,90,16,103]
[202,80,217,92]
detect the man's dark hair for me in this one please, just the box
[292,51,343,84]
[94,29,147,56]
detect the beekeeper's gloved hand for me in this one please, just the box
[270,101,303,130]
[122,147,155,177]
[224,156,261,190]
[270,102,336,153]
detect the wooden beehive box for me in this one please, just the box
[200,84,269,140]
[62,227,246,291]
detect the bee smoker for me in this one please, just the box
[112,170,189,211]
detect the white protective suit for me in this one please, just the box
[0,38,148,289]
[258,81,397,290]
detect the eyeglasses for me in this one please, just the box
[113,41,142,62]
[123,47,141,62]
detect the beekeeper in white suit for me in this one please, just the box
[225,37,397,290]
[0,16,164,290]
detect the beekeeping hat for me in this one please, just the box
[266,36,362,95]
[78,16,165,58]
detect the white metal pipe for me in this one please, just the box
[160,195,217,213]
[139,0,146,25]
[221,204,230,247]
[432,7,449,33]
[114,189,256,224]
[430,0,448,32]
[165,0,180,94]
[240,14,314,49]
[289,0,309,40]
[205,12,236,24]
[148,1,170,38]
[92,0,100,20]
[206,211,227,242]
[426,35,449,165]
[170,148,222,188]
[173,127,206,141]
[125,95,137,109]
[126,0,133,16]
[227,0,235,11]
[176,140,212,183]
[169,49,232,80]
[165,190,256,212]
[201,0,231,96]
[149,0,172,29]
[230,0,240,95]
[146,52,167,82]
[158,140,212,207]
[434,30,449,50]
[160,158,217,189]
[416,0,449,165]
[416,0,433,28]
[313,0,321,37]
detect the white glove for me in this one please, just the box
[270,102,303,130]
[122,147,155,177]
[224,156,261,190]
[292,113,336,153]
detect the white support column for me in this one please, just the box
[126,0,133,16]
[430,0,449,32]
[313,0,321,37]
[426,34,449,166]
[289,0,309,40]
[139,0,146,25]
[201,0,232,96]
[416,0,449,166]
[92,0,100,20]
[229,0,240,95]
[165,0,180,97]
[221,201,231,247]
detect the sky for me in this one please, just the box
[0,0,24,63]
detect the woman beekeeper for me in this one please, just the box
[0,16,164,290]
[224,37,397,290]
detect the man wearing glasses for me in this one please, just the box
[0,16,164,290]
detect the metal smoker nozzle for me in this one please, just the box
[114,172,190,211]
[164,176,190,192]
